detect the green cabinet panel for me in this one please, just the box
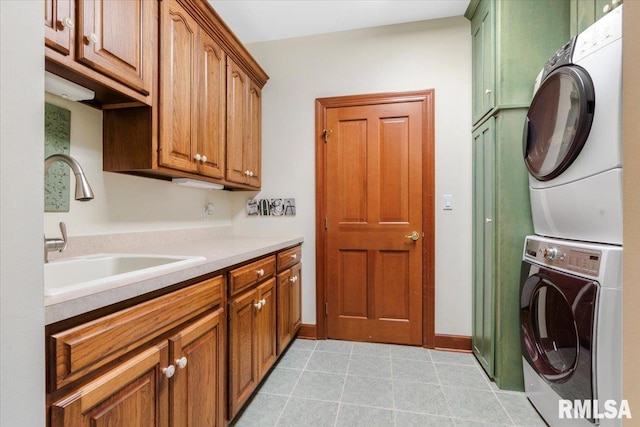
[466,0,570,391]
[471,0,495,124]
[467,0,570,125]
[570,0,611,36]
[472,118,495,377]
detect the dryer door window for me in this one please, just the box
[523,275,579,381]
[523,66,595,181]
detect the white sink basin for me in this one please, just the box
[44,253,206,303]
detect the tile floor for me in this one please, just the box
[231,339,547,427]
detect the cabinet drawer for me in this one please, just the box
[277,246,301,271]
[49,275,223,391]
[229,256,275,296]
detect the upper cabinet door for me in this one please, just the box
[245,81,262,188]
[76,0,152,95]
[159,0,198,173]
[45,0,74,56]
[198,30,226,179]
[471,0,494,124]
[226,58,249,185]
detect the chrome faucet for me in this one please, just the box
[44,153,94,201]
[44,154,94,262]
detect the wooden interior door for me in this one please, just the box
[322,96,428,345]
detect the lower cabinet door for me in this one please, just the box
[170,309,225,427]
[290,263,302,333]
[277,270,292,354]
[228,288,258,419]
[50,343,170,427]
[257,278,277,378]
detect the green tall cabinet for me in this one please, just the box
[466,0,570,391]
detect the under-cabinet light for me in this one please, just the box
[172,178,224,190]
[45,71,95,102]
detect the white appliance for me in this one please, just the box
[523,6,623,245]
[520,235,622,426]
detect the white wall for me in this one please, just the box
[233,17,473,335]
[43,94,236,237]
[0,1,46,425]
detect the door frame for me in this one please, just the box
[314,90,436,348]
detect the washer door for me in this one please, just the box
[523,65,595,181]
[521,274,579,382]
[520,263,598,404]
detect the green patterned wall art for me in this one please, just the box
[44,103,71,212]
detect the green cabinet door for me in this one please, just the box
[471,0,495,124]
[570,0,611,36]
[472,117,495,377]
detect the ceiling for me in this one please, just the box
[208,0,471,44]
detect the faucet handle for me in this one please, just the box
[58,222,68,252]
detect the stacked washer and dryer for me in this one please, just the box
[519,5,624,426]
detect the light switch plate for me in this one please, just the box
[443,195,453,210]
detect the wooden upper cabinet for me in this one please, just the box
[197,30,226,179]
[159,0,226,179]
[76,0,152,95]
[226,58,262,188]
[246,81,262,188]
[226,58,249,185]
[45,0,73,56]
[44,0,154,105]
[159,0,198,173]
[101,0,268,188]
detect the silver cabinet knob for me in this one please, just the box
[201,155,207,163]
[88,33,99,43]
[485,89,492,95]
[256,268,265,277]
[485,218,493,223]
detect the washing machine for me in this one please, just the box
[520,235,622,426]
[523,5,623,245]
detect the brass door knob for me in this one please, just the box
[405,231,420,241]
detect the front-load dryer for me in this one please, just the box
[523,6,622,245]
[520,235,622,426]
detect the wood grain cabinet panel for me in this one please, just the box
[159,0,199,173]
[44,0,154,105]
[228,287,258,419]
[170,309,225,427]
[50,343,170,427]
[101,0,267,189]
[277,251,302,355]
[227,275,278,420]
[226,58,262,188]
[45,0,74,56]
[228,255,276,296]
[49,276,222,391]
[48,276,226,427]
[277,246,301,271]
[76,0,152,95]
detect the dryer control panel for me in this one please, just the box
[524,238,602,277]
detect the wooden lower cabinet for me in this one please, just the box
[48,276,225,427]
[169,309,225,427]
[51,343,170,426]
[228,278,276,420]
[51,309,225,427]
[277,262,302,354]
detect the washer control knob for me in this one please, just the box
[543,247,560,261]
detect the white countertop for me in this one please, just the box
[45,235,304,325]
